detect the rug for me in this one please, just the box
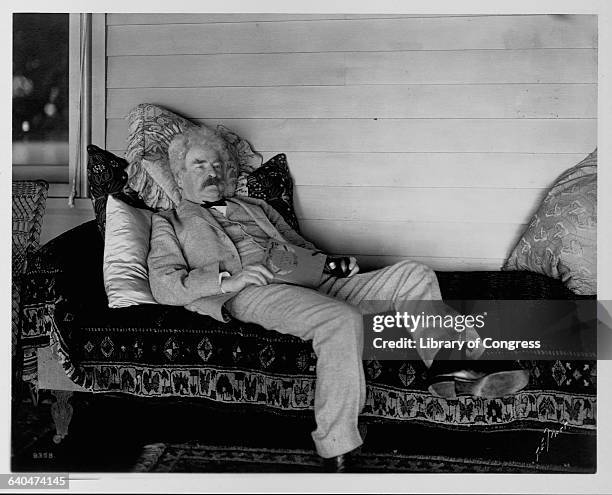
[131,443,593,473]
[12,392,595,473]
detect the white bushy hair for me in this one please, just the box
[168,126,236,182]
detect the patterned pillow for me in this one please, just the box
[87,145,150,237]
[503,149,597,295]
[125,104,262,210]
[236,153,300,232]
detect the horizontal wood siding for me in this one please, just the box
[107,85,596,119]
[105,14,597,270]
[107,16,596,55]
[104,151,589,189]
[107,118,596,153]
[291,187,547,224]
[105,14,531,25]
[299,220,524,259]
[108,50,596,87]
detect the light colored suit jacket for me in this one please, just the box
[148,196,317,322]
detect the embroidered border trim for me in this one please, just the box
[52,332,595,430]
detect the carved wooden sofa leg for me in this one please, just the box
[28,382,39,407]
[50,391,73,444]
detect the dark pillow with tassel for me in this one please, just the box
[87,145,150,237]
[242,154,300,232]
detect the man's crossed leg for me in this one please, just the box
[226,260,455,458]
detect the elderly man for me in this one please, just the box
[147,127,528,471]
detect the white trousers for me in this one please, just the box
[226,260,445,458]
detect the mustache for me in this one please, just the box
[203,177,221,187]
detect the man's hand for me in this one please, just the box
[324,255,360,277]
[347,256,360,277]
[220,264,274,293]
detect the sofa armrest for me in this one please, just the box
[435,270,592,300]
[20,221,107,370]
[25,220,107,310]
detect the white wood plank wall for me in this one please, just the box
[104,13,597,271]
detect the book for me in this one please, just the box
[264,239,327,288]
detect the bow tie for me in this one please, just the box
[201,199,227,208]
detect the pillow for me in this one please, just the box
[503,149,597,295]
[125,103,262,210]
[87,144,150,237]
[103,194,157,308]
[236,153,300,232]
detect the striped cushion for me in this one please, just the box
[125,103,262,210]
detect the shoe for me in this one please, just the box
[323,454,348,473]
[352,422,368,456]
[322,426,366,472]
[427,360,530,399]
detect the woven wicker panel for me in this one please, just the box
[12,180,48,370]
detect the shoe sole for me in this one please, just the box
[428,379,458,398]
[428,369,530,399]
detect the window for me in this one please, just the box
[12,13,104,200]
[12,14,70,195]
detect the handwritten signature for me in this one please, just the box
[535,420,569,462]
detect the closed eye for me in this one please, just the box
[193,159,222,169]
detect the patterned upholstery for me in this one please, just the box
[22,220,596,432]
[504,150,597,295]
[241,154,300,232]
[125,103,262,211]
[12,180,48,381]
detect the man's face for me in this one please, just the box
[178,146,227,203]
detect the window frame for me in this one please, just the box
[68,12,106,200]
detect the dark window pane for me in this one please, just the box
[13,13,69,142]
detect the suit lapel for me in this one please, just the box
[175,197,286,273]
[177,200,241,267]
[178,200,225,232]
[230,198,286,242]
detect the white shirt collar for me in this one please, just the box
[210,205,227,216]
